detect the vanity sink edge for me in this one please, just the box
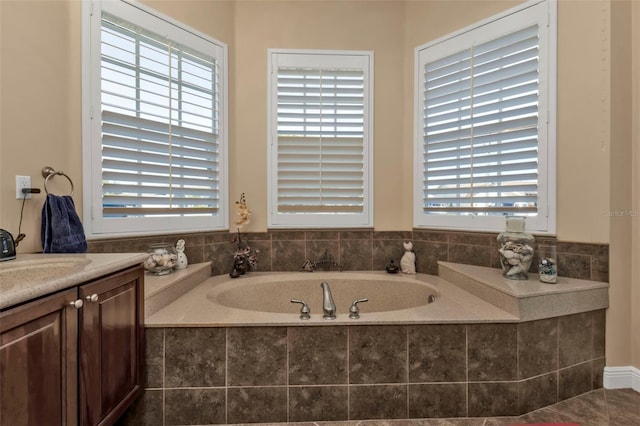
[0,252,148,310]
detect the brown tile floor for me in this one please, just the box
[233,388,639,426]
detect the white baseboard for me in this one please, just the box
[603,366,640,391]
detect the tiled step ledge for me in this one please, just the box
[438,261,609,321]
[144,262,211,317]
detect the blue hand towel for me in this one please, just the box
[41,194,88,253]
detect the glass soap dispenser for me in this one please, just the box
[497,216,535,280]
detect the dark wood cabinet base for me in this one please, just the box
[0,266,144,426]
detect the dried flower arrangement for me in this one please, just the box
[230,193,259,277]
[234,192,251,228]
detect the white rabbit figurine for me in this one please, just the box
[175,239,188,269]
[400,241,416,274]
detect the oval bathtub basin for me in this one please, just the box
[146,271,519,326]
[209,271,438,314]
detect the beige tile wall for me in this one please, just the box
[88,229,609,282]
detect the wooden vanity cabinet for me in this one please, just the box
[79,267,144,426]
[0,288,79,426]
[0,266,144,426]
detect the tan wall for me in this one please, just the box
[231,1,406,232]
[556,0,612,244]
[404,0,613,245]
[0,0,612,245]
[0,0,82,252]
[0,0,636,369]
[608,0,633,368]
[632,0,640,370]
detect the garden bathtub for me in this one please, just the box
[145,271,517,326]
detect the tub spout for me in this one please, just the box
[320,281,336,319]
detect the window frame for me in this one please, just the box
[413,0,556,234]
[82,0,228,237]
[267,49,374,229]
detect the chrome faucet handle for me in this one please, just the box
[290,299,311,320]
[349,298,368,319]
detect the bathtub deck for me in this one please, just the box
[438,261,609,322]
[144,264,609,327]
[144,270,518,327]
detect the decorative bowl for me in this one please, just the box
[143,243,178,275]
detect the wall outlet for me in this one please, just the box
[16,175,32,199]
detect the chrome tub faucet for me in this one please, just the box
[320,281,336,319]
[290,299,311,320]
[348,298,369,319]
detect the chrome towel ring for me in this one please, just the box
[42,166,74,196]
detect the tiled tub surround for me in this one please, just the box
[121,312,606,425]
[118,263,610,424]
[87,228,609,283]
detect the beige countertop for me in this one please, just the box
[438,261,609,321]
[439,261,609,298]
[0,252,148,309]
[144,262,211,317]
[144,263,609,327]
[145,271,520,327]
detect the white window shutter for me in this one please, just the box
[422,25,539,214]
[268,51,373,228]
[89,9,227,234]
[414,0,555,233]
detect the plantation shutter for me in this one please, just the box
[276,67,365,213]
[270,51,372,226]
[421,24,540,215]
[100,13,220,218]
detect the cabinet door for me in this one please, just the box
[0,288,79,426]
[78,267,143,426]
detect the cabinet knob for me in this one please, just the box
[85,294,99,303]
[68,299,84,309]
